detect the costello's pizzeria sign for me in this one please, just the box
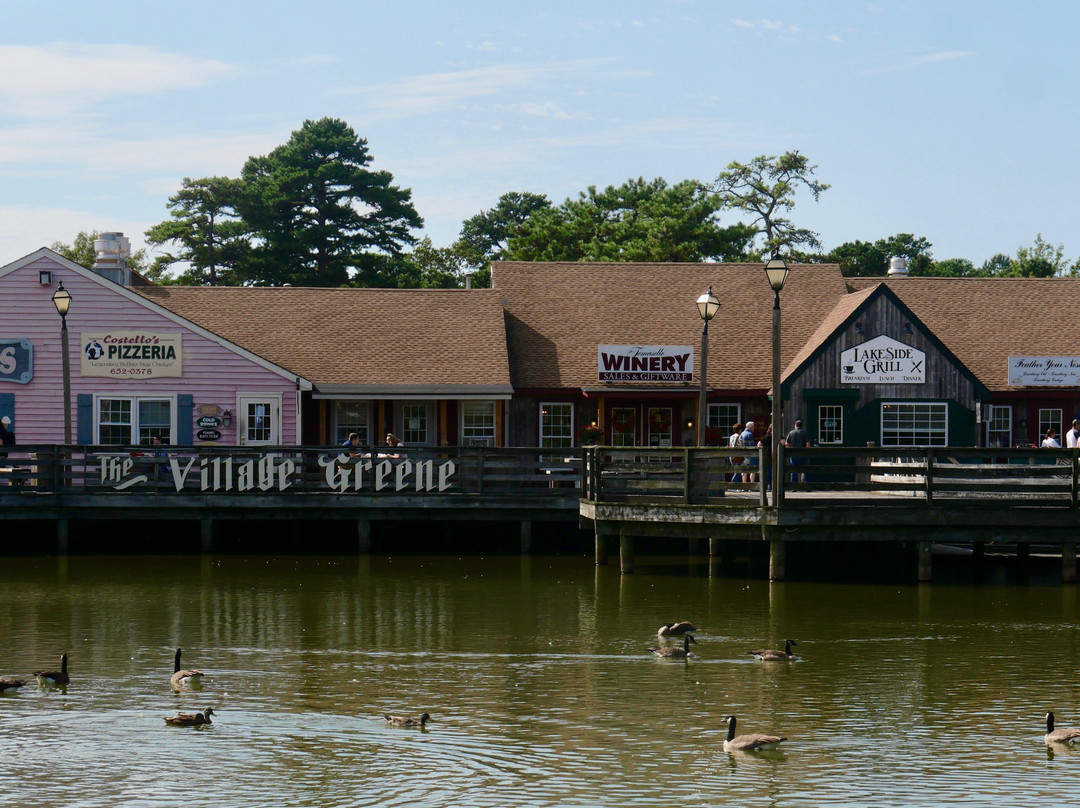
[840,335,925,384]
[598,345,694,382]
[81,331,182,379]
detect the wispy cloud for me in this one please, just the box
[874,50,976,73]
[0,43,236,118]
[346,59,617,118]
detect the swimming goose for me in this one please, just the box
[747,639,798,661]
[34,653,69,686]
[0,677,27,692]
[170,648,204,690]
[385,712,431,728]
[164,707,215,727]
[657,621,697,637]
[1045,711,1080,745]
[649,634,697,658]
[722,715,787,752]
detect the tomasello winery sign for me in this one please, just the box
[81,331,182,378]
[598,345,694,382]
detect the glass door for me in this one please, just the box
[238,394,281,446]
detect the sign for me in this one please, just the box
[197,429,222,442]
[0,338,32,384]
[840,335,925,384]
[196,416,222,428]
[1008,356,1080,387]
[598,345,693,382]
[81,331,182,378]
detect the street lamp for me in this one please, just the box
[696,286,720,446]
[51,281,73,444]
[765,254,789,505]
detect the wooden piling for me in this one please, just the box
[619,530,634,575]
[1062,541,1076,583]
[917,540,932,583]
[356,519,372,554]
[56,518,69,555]
[594,527,609,566]
[200,517,213,553]
[768,532,786,582]
[708,536,722,557]
[520,520,532,554]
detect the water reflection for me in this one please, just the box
[1,554,1079,806]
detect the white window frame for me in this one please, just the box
[707,403,741,439]
[986,404,1012,448]
[396,401,433,446]
[461,400,496,446]
[1039,408,1063,443]
[880,402,948,448]
[818,405,844,445]
[646,406,673,447]
[237,392,282,446]
[610,406,637,447]
[333,401,370,445]
[540,402,573,448]
[95,394,175,446]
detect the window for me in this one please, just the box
[540,402,573,448]
[987,405,1012,448]
[97,397,172,445]
[334,401,369,445]
[708,403,741,434]
[1039,408,1063,442]
[881,402,947,447]
[647,406,673,447]
[818,405,843,445]
[401,403,429,445]
[610,407,636,447]
[462,401,496,445]
[246,401,273,443]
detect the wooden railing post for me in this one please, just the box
[925,448,935,504]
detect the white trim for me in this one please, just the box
[0,249,313,391]
[879,401,949,448]
[237,392,283,446]
[93,392,177,445]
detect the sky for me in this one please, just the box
[1,1,1078,270]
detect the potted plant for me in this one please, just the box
[579,423,604,445]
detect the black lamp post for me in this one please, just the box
[696,286,720,446]
[764,255,789,505]
[51,281,73,444]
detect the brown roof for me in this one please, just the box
[843,276,1080,391]
[780,284,878,387]
[133,286,512,391]
[492,261,848,391]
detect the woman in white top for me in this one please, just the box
[1042,428,1061,449]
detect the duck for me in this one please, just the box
[722,714,787,752]
[0,677,27,692]
[747,639,798,661]
[34,653,69,686]
[170,648,204,690]
[385,712,431,728]
[657,621,697,637]
[649,634,697,658]
[164,707,215,727]
[1044,711,1080,745]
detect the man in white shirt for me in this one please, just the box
[1067,419,1080,449]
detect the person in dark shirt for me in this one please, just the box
[785,419,811,483]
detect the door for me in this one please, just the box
[238,394,281,446]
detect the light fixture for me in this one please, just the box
[51,283,72,317]
[51,281,73,443]
[764,254,790,292]
[764,254,789,507]
[222,409,233,427]
[903,322,913,336]
[696,285,720,446]
[39,270,52,285]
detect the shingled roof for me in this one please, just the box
[492,261,848,392]
[133,286,512,392]
[849,277,1080,392]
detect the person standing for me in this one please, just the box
[785,419,811,483]
[740,421,757,483]
[757,424,773,490]
[0,416,13,463]
[1067,419,1080,449]
[728,423,743,483]
[1042,428,1061,449]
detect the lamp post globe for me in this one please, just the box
[764,255,788,506]
[52,282,73,444]
[696,286,719,446]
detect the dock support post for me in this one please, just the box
[917,540,932,583]
[1017,543,1031,581]
[1063,541,1076,583]
[594,530,608,566]
[520,520,532,554]
[619,530,634,575]
[709,536,722,557]
[356,519,371,554]
[767,530,786,582]
[200,517,213,554]
[57,518,69,555]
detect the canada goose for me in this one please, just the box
[657,621,697,637]
[722,715,787,752]
[385,712,431,728]
[170,648,204,690]
[0,677,27,692]
[747,639,798,661]
[34,653,69,686]
[164,707,215,727]
[649,634,697,658]
[1045,711,1080,745]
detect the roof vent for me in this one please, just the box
[92,232,133,285]
[887,256,908,277]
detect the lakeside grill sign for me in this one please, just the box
[1009,356,1080,386]
[81,331,182,378]
[598,345,694,382]
[840,335,925,384]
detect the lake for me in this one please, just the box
[1,552,1078,807]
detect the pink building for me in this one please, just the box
[0,247,308,447]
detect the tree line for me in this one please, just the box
[51,118,1080,286]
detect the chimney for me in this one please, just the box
[92,232,133,285]
[887,256,909,277]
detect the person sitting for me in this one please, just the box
[1042,428,1061,449]
[382,433,405,458]
[341,432,363,463]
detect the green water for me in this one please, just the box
[1,553,1078,807]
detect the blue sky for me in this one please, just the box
[2,1,1077,269]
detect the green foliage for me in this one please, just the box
[707,151,829,254]
[457,191,551,270]
[145,177,248,286]
[503,177,753,262]
[365,238,469,289]
[50,230,158,280]
[925,257,976,277]
[827,233,933,277]
[1003,234,1070,277]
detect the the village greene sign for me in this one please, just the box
[840,335,926,384]
[597,345,693,382]
[97,453,456,493]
